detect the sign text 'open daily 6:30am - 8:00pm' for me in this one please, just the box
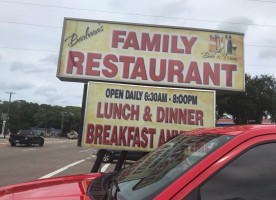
[57,19,244,91]
[82,82,215,151]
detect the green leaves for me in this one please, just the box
[217,74,276,124]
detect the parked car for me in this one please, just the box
[1,125,276,200]
[100,149,147,163]
[8,130,44,147]
[67,131,78,139]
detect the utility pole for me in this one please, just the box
[60,112,67,137]
[6,92,15,116]
[3,92,15,138]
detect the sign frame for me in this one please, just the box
[57,18,245,92]
[81,81,216,151]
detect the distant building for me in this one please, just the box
[216,118,273,127]
[30,127,61,137]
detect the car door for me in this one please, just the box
[173,134,276,200]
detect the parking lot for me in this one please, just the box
[0,137,132,187]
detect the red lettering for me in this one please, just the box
[158,129,165,146]
[104,103,112,118]
[86,53,101,76]
[110,126,118,145]
[132,128,140,147]
[130,105,139,120]
[103,54,118,77]
[149,58,166,81]
[171,35,184,53]
[178,109,187,124]
[119,56,135,78]
[127,126,134,146]
[130,57,147,80]
[123,32,139,50]
[203,62,220,86]
[148,128,156,148]
[180,36,197,54]
[185,61,202,84]
[94,124,103,144]
[156,107,165,122]
[196,110,204,126]
[162,35,169,52]
[188,110,195,125]
[112,30,126,48]
[103,125,110,145]
[168,60,184,82]
[86,124,94,143]
[141,33,161,52]
[96,102,103,118]
[141,128,148,148]
[113,104,122,119]
[122,104,130,120]
[221,64,237,87]
[119,126,127,146]
[66,51,84,74]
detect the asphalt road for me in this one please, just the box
[0,137,123,187]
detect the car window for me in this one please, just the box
[113,134,234,200]
[20,130,35,135]
[200,142,276,200]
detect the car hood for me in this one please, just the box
[0,173,104,200]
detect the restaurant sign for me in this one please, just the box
[82,82,215,151]
[57,18,244,91]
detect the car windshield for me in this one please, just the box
[111,133,234,200]
[19,130,35,135]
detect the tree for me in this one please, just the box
[0,100,81,134]
[217,74,276,124]
[62,106,81,136]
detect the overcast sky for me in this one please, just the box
[0,0,275,107]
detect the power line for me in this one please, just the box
[1,0,276,28]
[0,46,58,52]
[246,44,276,48]
[246,64,276,68]
[0,20,61,29]
[249,0,276,3]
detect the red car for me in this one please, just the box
[1,124,276,200]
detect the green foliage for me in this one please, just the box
[217,74,276,124]
[0,101,81,134]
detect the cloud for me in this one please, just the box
[157,0,191,17]
[10,61,54,74]
[217,17,254,33]
[34,85,58,97]
[258,48,276,59]
[258,39,276,59]
[40,54,59,65]
[0,81,35,90]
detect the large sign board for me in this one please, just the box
[57,18,244,91]
[82,82,215,151]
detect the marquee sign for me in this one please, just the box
[82,82,215,151]
[57,18,244,91]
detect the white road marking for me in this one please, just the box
[22,149,36,152]
[79,149,96,153]
[38,158,89,179]
[79,149,91,153]
[60,146,66,148]
[101,164,111,172]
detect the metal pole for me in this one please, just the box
[6,92,15,116]
[1,121,6,137]
[4,92,15,138]
[78,83,87,147]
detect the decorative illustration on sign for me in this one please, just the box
[64,23,104,47]
[201,34,238,61]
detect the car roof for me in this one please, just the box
[185,124,276,136]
